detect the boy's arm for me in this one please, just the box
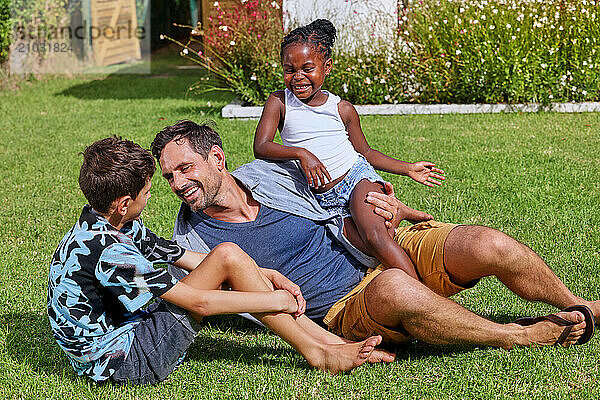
[172,250,208,272]
[160,281,298,317]
[339,101,445,187]
[254,92,331,188]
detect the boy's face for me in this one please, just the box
[124,179,152,222]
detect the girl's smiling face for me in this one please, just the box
[282,42,332,105]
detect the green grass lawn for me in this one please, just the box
[1,52,599,399]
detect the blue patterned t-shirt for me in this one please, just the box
[47,205,184,381]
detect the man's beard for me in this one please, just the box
[178,179,221,212]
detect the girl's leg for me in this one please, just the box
[180,242,393,372]
[349,180,419,279]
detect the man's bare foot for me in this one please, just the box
[512,310,586,348]
[576,298,600,325]
[309,335,383,374]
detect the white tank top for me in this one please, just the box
[280,89,359,181]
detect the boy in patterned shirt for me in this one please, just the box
[47,137,393,385]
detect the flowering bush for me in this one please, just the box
[401,0,600,104]
[166,0,284,105]
[169,0,600,105]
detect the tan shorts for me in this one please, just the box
[324,221,474,344]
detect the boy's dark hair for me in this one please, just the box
[151,120,224,162]
[281,19,336,60]
[79,137,156,214]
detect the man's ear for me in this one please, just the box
[324,58,333,76]
[209,145,227,171]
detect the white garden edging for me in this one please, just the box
[221,100,600,119]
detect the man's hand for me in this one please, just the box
[407,161,445,187]
[366,182,433,229]
[263,268,306,318]
[367,182,401,229]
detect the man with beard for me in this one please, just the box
[151,120,596,350]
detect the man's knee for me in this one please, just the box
[453,226,521,265]
[365,269,436,314]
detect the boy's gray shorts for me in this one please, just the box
[110,299,201,385]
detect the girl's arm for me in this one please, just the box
[339,101,445,186]
[254,92,331,187]
[253,92,303,161]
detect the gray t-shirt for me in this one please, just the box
[189,205,366,322]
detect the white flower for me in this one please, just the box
[506,23,511,29]
[481,14,486,20]
[159,34,165,40]
[459,7,465,12]
[250,74,257,80]
[583,61,588,66]
[582,90,588,96]
[271,1,279,9]
[182,48,189,54]
[220,25,228,31]
[357,58,363,63]
[559,26,564,31]
[384,94,391,101]
[365,77,371,84]
[548,94,553,99]
[456,49,461,55]
[445,61,451,68]
[230,40,236,46]
[489,25,495,30]
[271,63,278,68]
[380,78,386,83]
[511,35,516,40]
[213,1,219,6]
[342,83,348,93]
[541,63,547,68]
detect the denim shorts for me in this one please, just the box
[314,155,384,218]
[110,299,201,386]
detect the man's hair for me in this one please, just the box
[79,136,156,214]
[151,120,224,161]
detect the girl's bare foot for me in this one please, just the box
[511,310,586,348]
[308,335,383,374]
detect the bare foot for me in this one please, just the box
[311,335,383,374]
[368,348,396,364]
[335,336,395,363]
[576,298,600,325]
[514,311,586,348]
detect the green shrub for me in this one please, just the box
[170,0,600,105]
[0,0,10,64]
[401,0,600,104]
